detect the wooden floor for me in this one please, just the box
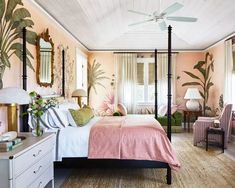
[61,133,235,188]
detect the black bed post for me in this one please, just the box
[62,49,65,96]
[166,25,172,185]
[154,49,158,119]
[20,27,29,132]
[167,25,172,142]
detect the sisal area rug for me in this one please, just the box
[61,133,235,188]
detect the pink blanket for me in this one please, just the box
[88,116,180,170]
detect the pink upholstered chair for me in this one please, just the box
[193,104,233,148]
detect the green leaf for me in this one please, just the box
[182,82,202,86]
[26,30,37,45]
[0,0,5,20]
[10,43,34,59]
[193,61,205,69]
[205,52,210,63]
[12,8,31,22]
[210,61,214,72]
[29,91,36,97]
[36,99,43,105]
[197,67,206,78]
[14,49,35,71]
[12,19,34,30]
[199,91,205,99]
[205,66,210,81]
[5,0,23,22]
[18,30,37,45]
[206,81,214,91]
[183,71,201,80]
[2,52,11,67]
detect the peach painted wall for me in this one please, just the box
[0,0,88,134]
[175,52,205,108]
[88,51,205,111]
[88,52,115,112]
[206,42,225,111]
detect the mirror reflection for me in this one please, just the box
[36,29,54,87]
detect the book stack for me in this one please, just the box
[0,138,22,152]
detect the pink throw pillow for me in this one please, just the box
[171,105,178,114]
[158,105,167,117]
[118,103,127,116]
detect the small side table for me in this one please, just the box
[206,127,224,153]
[183,110,202,132]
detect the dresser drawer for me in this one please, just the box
[28,165,53,188]
[15,150,53,188]
[14,136,55,176]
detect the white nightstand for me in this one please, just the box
[0,133,56,188]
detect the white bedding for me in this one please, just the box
[57,116,101,161]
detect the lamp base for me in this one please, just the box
[186,100,200,111]
[7,104,18,132]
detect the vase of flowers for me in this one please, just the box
[27,91,57,136]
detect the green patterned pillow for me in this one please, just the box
[69,106,94,126]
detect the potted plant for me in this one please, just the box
[27,91,57,136]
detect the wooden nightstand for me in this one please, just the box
[0,133,56,188]
[183,110,202,132]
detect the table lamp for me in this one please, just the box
[0,87,30,132]
[72,89,87,107]
[184,88,202,111]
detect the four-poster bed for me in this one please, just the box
[54,25,175,185]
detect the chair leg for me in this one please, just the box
[206,129,208,151]
[222,132,224,153]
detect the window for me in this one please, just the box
[136,58,155,104]
[76,49,87,89]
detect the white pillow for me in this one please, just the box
[58,101,80,127]
[158,104,167,117]
[47,108,69,128]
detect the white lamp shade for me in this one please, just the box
[0,87,31,105]
[72,89,87,97]
[184,88,202,100]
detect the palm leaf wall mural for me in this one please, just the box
[88,59,109,105]
[0,0,37,88]
[182,52,214,116]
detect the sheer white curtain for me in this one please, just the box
[115,53,137,113]
[224,39,233,103]
[157,53,177,106]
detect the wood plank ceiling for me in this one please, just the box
[34,0,235,51]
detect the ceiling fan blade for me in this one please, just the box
[129,19,154,26]
[161,2,183,15]
[167,16,198,22]
[128,10,152,17]
[159,21,167,31]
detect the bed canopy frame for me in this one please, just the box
[21,25,173,184]
[54,26,173,185]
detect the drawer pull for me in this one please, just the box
[33,150,42,157]
[37,181,42,188]
[33,165,42,174]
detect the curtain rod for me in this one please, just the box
[113,52,179,54]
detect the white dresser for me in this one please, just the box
[0,133,56,188]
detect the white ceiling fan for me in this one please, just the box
[128,1,197,30]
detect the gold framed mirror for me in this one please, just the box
[36,29,54,87]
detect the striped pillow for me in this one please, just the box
[47,108,69,129]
